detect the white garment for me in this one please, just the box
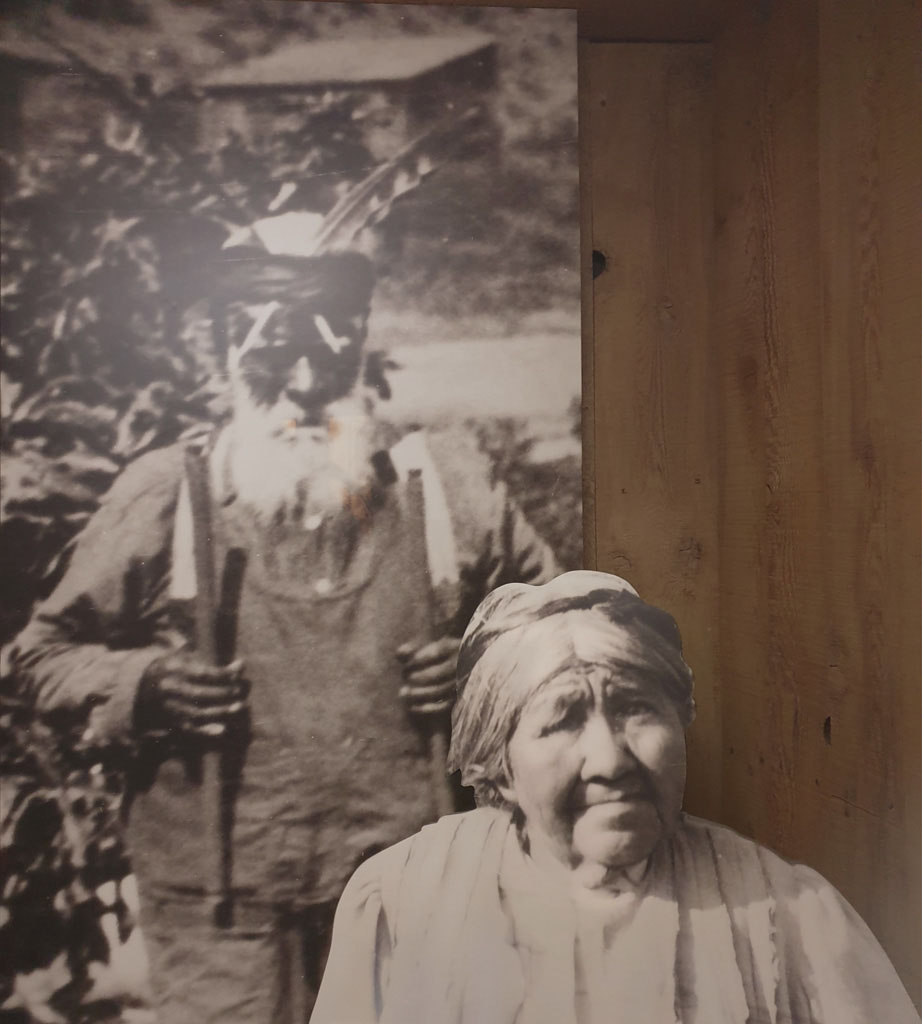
[311,809,921,1024]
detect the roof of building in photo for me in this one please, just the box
[201,33,495,92]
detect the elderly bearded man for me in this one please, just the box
[8,241,560,1023]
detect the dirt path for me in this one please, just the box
[383,333,580,426]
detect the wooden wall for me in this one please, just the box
[586,0,920,1003]
[711,0,921,1001]
[582,44,721,822]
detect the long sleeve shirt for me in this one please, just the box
[10,429,560,906]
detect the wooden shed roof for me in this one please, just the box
[201,33,494,92]
[0,35,70,70]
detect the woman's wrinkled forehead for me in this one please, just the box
[482,608,645,705]
[450,573,696,793]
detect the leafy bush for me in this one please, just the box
[470,411,583,575]
[0,691,142,1021]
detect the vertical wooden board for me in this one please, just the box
[714,0,921,1002]
[712,0,827,862]
[587,44,720,820]
[816,0,922,999]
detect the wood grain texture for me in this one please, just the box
[713,0,921,1002]
[815,0,922,997]
[713,0,826,867]
[586,44,720,822]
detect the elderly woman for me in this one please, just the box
[312,571,919,1024]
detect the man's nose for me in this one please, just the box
[579,711,632,781]
[285,356,315,404]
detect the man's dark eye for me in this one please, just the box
[237,352,293,405]
[241,343,297,372]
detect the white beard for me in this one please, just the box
[227,402,379,527]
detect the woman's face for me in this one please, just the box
[502,630,686,878]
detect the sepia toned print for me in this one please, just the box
[314,572,921,1024]
[0,2,579,1021]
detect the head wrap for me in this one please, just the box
[448,570,695,808]
[213,250,376,317]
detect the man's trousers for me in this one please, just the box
[139,897,336,1024]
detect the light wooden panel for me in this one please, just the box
[713,0,922,1001]
[585,44,720,821]
[814,0,922,999]
[712,0,827,862]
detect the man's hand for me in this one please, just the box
[396,636,461,719]
[135,651,249,739]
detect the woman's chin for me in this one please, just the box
[570,803,662,872]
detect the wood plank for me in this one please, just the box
[587,43,720,820]
[815,0,922,998]
[713,0,921,1003]
[575,0,726,42]
[712,0,826,863]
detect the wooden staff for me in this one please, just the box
[183,446,233,928]
[405,469,456,819]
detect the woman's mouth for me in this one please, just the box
[580,782,649,808]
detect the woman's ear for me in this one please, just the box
[493,746,518,805]
[463,763,505,798]
[496,779,516,805]
[495,762,516,805]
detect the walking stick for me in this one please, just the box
[404,469,456,819]
[183,446,233,928]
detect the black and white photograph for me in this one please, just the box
[0,2,579,1020]
[312,570,922,1024]
[5,3,917,1024]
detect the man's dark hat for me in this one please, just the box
[212,211,376,317]
[214,250,375,317]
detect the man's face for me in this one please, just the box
[227,300,367,434]
[224,298,379,523]
[502,626,686,876]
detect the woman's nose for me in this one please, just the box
[579,711,632,781]
[285,355,315,403]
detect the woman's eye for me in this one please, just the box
[623,699,657,718]
[539,703,584,736]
